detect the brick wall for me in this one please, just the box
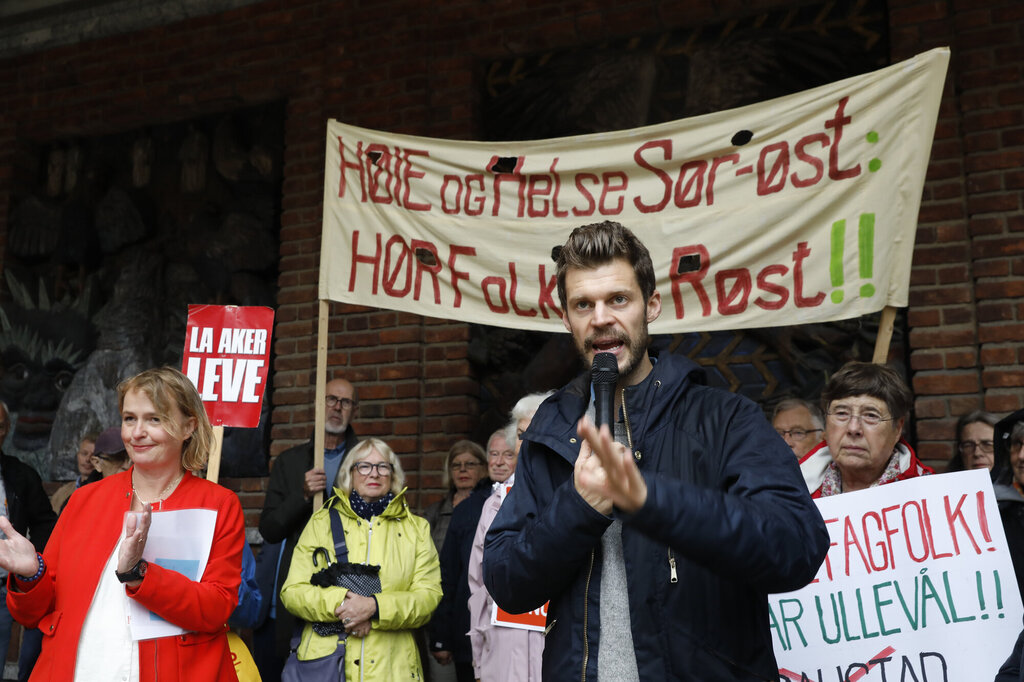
[891,0,1024,467]
[0,0,1022,524]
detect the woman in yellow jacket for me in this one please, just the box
[281,437,442,681]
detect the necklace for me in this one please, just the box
[132,470,185,509]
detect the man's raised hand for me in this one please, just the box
[575,417,647,514]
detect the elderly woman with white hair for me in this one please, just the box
[467,392,553,682]
[281,437,441,680]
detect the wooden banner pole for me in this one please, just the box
[313,299,329,509]
[872,306,897,364]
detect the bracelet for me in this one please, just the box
[16,553,45,583]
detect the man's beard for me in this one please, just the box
[577,322,650,382]
[325,418,347,435]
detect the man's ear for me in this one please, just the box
[646,290,662,323]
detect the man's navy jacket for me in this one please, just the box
[483,352,829,681]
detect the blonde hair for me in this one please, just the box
[117,367,214,472]
[335,438,406,495]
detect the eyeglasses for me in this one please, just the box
[326,395,357,410]
[451,461,483,471]
[352,462,393,476]
[958,440,994,455]
[775,428,822,442]
[487,450,516,461]
[826,409,894,428]
[93,452,124,461]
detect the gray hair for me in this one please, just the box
[772,398,824,430]
[505,391,555,446]
[486,429,509,452]
[956,410,999,442]
[1013,422,1024,450]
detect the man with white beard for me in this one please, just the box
[259,377,361,673]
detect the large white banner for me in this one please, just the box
[772,470,1023,680]
[320,48,949,332]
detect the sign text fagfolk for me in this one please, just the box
[771,470,1023,681]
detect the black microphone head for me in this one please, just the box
[591,352,618,387]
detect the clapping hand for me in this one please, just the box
[117,504,152,582]
[0,517,39,580]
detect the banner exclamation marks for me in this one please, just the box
[977,570,988,619]
[978,490,996,551]
[995,570,1005,618]
[858,213,876,298]
[830,219,846,304]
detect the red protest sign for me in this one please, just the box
[489,480,549,632]
[491,601,548,632]
[182,305,274,428]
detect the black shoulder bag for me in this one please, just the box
[281,508,383,681]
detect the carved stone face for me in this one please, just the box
[0,304,94,451]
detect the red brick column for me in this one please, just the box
[891,0,1024,468]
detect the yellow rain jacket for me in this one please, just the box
[281,488,441,681]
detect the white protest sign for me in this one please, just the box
[771,470,1023,680]
[128,508,217,640]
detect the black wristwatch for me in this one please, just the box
[116,559,148,584]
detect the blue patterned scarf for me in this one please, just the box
[349,490,395,520]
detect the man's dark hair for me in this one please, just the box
[820,361,913,422]
[556,221,656,310]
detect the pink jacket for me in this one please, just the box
[467,481,543,682]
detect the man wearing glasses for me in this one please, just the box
[772,398,825,459]
[258,377,360,673]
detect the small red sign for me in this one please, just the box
[492,601,548,632]
[181,305,275,428]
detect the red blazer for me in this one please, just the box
[7,469,244,681]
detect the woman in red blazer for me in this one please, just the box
[0,367,244,681]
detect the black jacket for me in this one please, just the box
[1,452,57,552]
[997,483,1024,617]
[997,619,1024,682]
[429,478,492,661]
[484,353,829,680]
[258,426,359,655]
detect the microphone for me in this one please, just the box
[592,352,618,430]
